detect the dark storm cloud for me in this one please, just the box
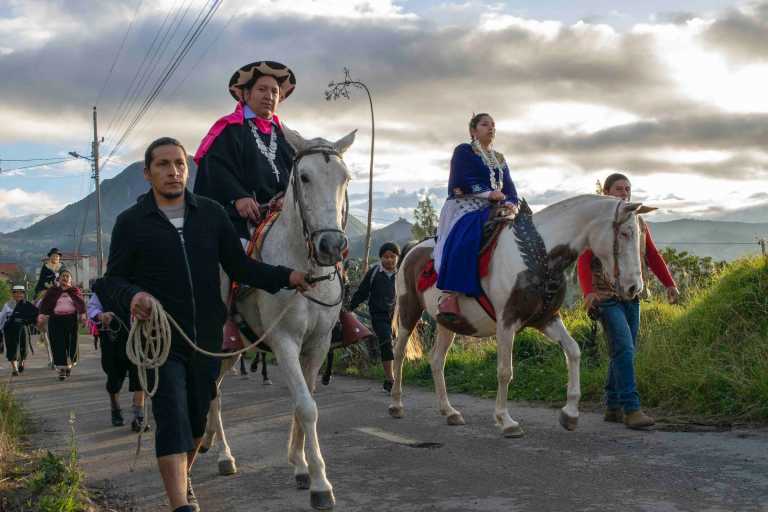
[701,1,768,62]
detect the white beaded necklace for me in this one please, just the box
[472,139,503,191]
[248,120,281,181]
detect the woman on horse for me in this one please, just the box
[194,60,297,244]
[38,269,86,381]
[34,247,66,299]
[434,113,520,326]
[578,172,679,429]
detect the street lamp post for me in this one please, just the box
[326,68,376,271]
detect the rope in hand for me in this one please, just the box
[122,290,301,470]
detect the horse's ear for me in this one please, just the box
[618,201,643,222]
[334,130,357,155]
[282,125,306,153]
[637,205,657,214]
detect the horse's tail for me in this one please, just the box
[391,239,434,362]
[391,302,423,361]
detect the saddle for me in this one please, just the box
[419,200,551,326]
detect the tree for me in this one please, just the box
[412,196,438,240]
[326,68,376,271]
[0,280,10,305]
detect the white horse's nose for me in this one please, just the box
[317,232,348,264]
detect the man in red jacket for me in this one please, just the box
[578,173,679,430]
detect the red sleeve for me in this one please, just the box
[577,250,595,297]
[645,230,676,288]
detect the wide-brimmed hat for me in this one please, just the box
[47,247,62,257]
[228,61,296,102]
[11,285,25,292]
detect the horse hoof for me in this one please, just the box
[503,425,525,438]
[559,410,579,431]
[218,459,237,476]
[388,405,404,419]
[310,490,336,510]
[446,413,465,426]
[295,474,311,490]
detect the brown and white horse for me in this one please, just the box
[389,195,652,437]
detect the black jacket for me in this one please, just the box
[101,190,293,353]
[34,263,66,297]
[349,264,397,318]
[194,122,295,239]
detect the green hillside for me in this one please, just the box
[348,256,768,423]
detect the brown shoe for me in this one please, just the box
[624,409,655,429]
[603,408,624,423]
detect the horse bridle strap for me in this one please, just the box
[611,201,624,282]
[291,146,349,268]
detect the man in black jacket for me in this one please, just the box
[102,137,311,512]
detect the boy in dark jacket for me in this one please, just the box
[349,242,399,392]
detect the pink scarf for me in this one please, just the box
[194,103,282,164]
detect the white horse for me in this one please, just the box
[199,128,355,510]
[389,195,652,437]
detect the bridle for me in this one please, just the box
[288,145,350,307]
[610,200,625,284]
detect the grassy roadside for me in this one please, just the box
[0,384,95,511]
[339,257,768,424]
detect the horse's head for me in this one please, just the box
[588,198,656,301]
[283,127,356,267]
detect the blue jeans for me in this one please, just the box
[599,298,641,412]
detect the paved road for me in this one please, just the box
[7,336,768,512]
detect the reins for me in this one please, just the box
[125,144,349,466]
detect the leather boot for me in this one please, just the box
[603,408,624,423]
[624,409,655,429]
[339,310,376,347]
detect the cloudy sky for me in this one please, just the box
[1,0,767,231]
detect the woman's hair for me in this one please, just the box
[602,172,630,194]
[468,113,491,140]
[144,137,187,169]
[59,269,72,280]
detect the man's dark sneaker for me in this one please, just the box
[382,380,393,393]
[65,368,71,377]
[111,409,125,427]
[58,369,66,381]
[321,374,332,386]
[11,368,19,377]
[18,362,24,373]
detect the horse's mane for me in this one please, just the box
[533,194,618,222]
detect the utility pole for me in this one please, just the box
[92,106,103,277]
[69,106,104,277]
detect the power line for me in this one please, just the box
[0,156,72,162]
[102,0,189,145]
[0,158,75,173]
[95,0,145,106]
[102,0,223,171]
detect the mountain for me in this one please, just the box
[348,218,414,259]
[646,219,768,262]
[0,213,50,234]
[0,160,372,271]
[0,161,172,271]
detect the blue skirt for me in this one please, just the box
[436,206,491,297]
